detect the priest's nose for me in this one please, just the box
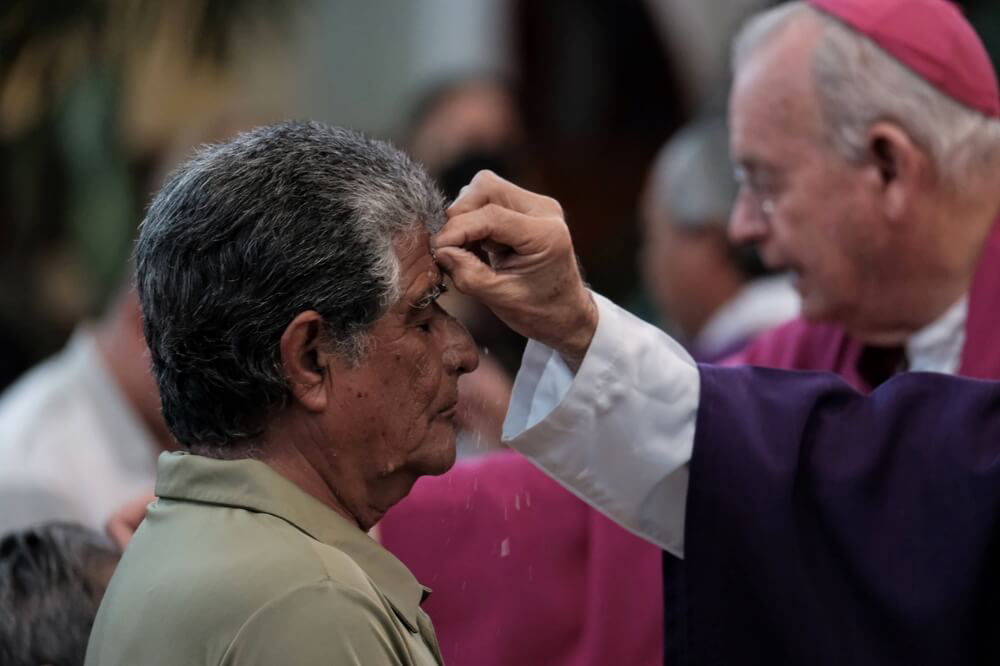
[729,188,771,245]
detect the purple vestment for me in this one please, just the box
[680,365,1000,664]
[661,221,1000,663]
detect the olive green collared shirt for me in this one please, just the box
[85,452,442,666]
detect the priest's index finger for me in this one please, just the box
[433,204,541,254]
[447,170,556,217]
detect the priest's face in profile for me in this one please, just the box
[726,18,921,339]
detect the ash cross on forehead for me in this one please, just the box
[411,279,448,310]
[402,243,450,314]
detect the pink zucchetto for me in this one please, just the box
[808,0,1000,117]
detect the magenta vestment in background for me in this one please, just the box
[380,452,663,666]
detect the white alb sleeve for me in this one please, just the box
[502,292,700,558]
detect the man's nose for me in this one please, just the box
[728,193,770,245]
[443,317,480,376]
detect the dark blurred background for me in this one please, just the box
[2,0,997,390]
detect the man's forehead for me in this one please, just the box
[409,262,444,298]
[396,239,443,302]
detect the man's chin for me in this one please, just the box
[377,438,457,515]
[412,432,458,477]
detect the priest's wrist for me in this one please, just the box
[556,290,599,372]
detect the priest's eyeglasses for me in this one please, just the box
[733,165,777,220]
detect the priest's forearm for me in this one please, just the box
[502,292,700,558]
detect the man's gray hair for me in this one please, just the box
[733,2,1000,188]
[646,117,737,230]
[136,121,446,448]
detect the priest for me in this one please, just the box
[435,180,1000,665]
[722,0,1000,388]
[683,0,1000,661]
[432,3,1000,662]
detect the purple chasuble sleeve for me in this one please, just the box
[675,364,1000,665]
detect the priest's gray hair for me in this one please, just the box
[733,2,1000,189]
[136,121,446,448]
[646,117,736,231]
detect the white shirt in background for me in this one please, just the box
[0,329,159,535]
[693,274,800,358]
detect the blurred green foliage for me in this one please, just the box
[0,0,302,383]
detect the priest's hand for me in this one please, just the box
[432,170,598,368]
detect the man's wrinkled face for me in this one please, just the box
[325,231,478,516]
[727,26,888,327]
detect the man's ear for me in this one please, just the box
[280,311,332,413]
[866,122,927,222]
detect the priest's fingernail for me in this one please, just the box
[435,248,455,271]
[450,186,470,208]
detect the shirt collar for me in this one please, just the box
[154,451,430,631]
[905,295,968,374]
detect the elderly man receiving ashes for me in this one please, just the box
[85,122,477,666]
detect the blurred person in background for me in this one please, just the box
[0,115,275,544]
[86,121,476,666]
[0,286,170,537]
[380,446,664,666]
[0,523,120,666]
[640,116,799,361]
[407,74,530,202]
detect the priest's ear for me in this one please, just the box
[864,122,928,222]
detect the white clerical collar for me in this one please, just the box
[905,296,968,375]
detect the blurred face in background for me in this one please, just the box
[640,201,738,340]
[727,21,891,331]
[409,81,522,176]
